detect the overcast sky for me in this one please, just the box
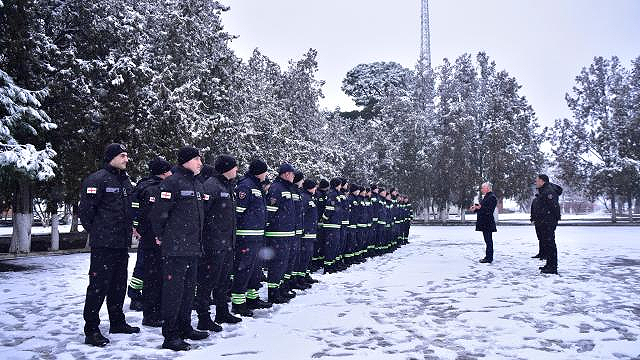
[219,0,640,128]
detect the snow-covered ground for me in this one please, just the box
[1,226,639,360]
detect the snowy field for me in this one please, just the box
[1,226,639,360]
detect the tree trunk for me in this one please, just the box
[9,179,33,254]
[610,193,617,223]
[460,207,466,223]
[634,197,640,215]
[50,213,60,251]
[70,203,79,233]
[628,197,633,223]
[439,207,448,223]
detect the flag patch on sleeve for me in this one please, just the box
[161,192,172,199]
[86,187,97,194]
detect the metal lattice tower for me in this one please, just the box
[420,0,432,69]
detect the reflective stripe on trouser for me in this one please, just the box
[313,227,326,262]
[127,245,145,300]
[266,237,291,289]
[345,227,358,258]
[300,236,315,275]
[338,226,347,259]
[286,235,302,280]
[230,236,262,303]
[323,229,341,266]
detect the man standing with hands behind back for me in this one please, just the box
[470,182,497,264]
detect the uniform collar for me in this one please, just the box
[104,164,127,178]
[175,165,195,179]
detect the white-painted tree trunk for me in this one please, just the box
[9,213,33,254]
[51,213,60,251]
[460,207,466,222]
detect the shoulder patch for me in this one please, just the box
[238,191,246,199]
[86,187,97,194]
[161,191,172,199]
[270,197,277,205]
[149,196,156,203]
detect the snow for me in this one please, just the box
[1,226,639,359]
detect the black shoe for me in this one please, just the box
[540,267,558,275]
[281,288,296,299]
[247,298,273,310]
[305,275,319,284]
[129,300,144,312]
[479,258,492,263]
[531,254,541,259]
[109,323,140,334]
[85,331,109,347]
[162,338,191,351]
[268,289,288,304]
[197,316,222,332]
[231,303,254,317]
[290,278,310,290]
[142,318,163,327]
[182,328,209,340]
[215,306,242,324]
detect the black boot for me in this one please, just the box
[290,277,310,290]
[109,322,140,334]
[479,258,492,264]
[85,331,109,347]
[268,288,287,304]
[305,274,319,284]
[247,298,273,309]
[197,314,222,332]
[214,304,242,324]
[231,303,254,317]
[182,328,209,340]
[162,338,191,351]
[280,283,296,299]
[540,267,558,275]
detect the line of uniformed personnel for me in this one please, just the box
[79,144,413,351]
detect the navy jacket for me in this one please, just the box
[265,177,296,237]
[235,174,266,238]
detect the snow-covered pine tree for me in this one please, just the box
[0,69,56,253]
[555,56,636,222]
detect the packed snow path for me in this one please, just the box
[1,226,639,360]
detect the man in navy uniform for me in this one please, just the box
[231,159,273,315]
[265,164,297,303]
[300,179,319,285]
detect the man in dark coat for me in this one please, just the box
[196,155,242,327]
[79,143,140,347]
[533,174,562,275]
[130,156,172,327]
[470,182,497,263]
[150,147,210,351]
